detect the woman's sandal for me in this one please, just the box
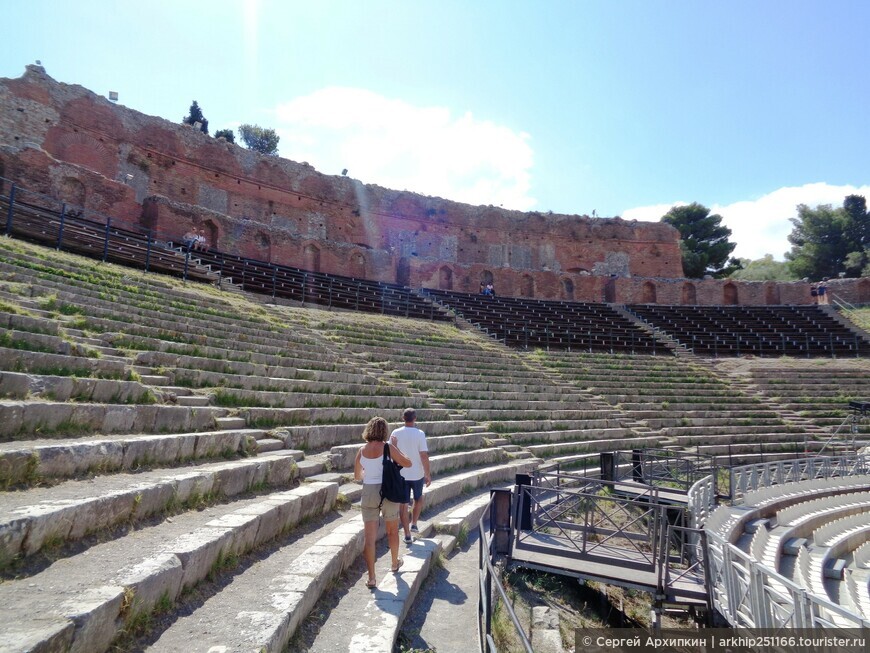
[365,577,377,589]
[391,558,404,573]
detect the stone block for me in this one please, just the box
[242,495,303,544]
[172,526,235,590]
[152,406,192,434]
[265,455,297,487]
[1,617,75,653]
[67,491,138,540]
[0,372,32,399]
[130,482,177,519]
[314,527,365,570]
[205,512,261,556]
[291,483,325,517]
[38,440,124,478]
[0,448,37,486]
[122,435,179,469]
[234,610,293,653]
[61,584,126,653]
[194,431,243,458]
[0,514,31,565]
[171,471,215,504]
[21,502,78,556]
[101,405,137,434]
[115,553,184,612]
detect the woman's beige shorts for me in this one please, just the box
[361,483,399,523]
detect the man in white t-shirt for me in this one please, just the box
[390,407,430,544]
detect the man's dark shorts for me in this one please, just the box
[403,478,425,503]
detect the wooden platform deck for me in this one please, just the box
[510,532,708,606]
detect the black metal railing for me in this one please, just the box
[478,490,533,653]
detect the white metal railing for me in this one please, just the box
[706,529,870,629]
[729,454,870,506]
[690,454,870,629]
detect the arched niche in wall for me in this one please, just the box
[350,251,366,279]
[858,278,870,303]
[59,176,86,208]
[396,257,410,286]
[439,266,454,290]
[254,230,271,262]
[561,277,574,301]
[642,280,657,304]
[480,270,494,285]
[723,282,738,305]
[521,274,535,298]
[303,243,321,273]
[681,282,697,305]
[764,282,780,305]
[603,278,617,303]
[203,220,219,250]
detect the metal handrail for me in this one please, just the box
[688,454,870,629]
[478,492,533,653]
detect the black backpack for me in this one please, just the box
[379,444,407,506]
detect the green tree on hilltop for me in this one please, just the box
[214,128,235,144]
[730,255,796,281]
[238,124,280,155]
[786,195,870,279]
[661,202,741,278]
[182,101,209,135]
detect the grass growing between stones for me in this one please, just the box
[496,568,692,651]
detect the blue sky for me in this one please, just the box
[2,0,868,260]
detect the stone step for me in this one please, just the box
[507,450,536,460]
[524,434,662,457]
[310,538,443,653]
[87,345,127,357]
[256,437,286,453]
[0,401,228,440]
[297,458,329,478]
[148,459,538,652]
[154,385,194,396]
[215,416,247,430]
[98,354,129,363]
[500,444,522,452]
[306,472,347,485]
[0,428,269,486]
[174,394,211,407]
[0,450,300,564]
[0,371,160,404]
[0,482,337,653]
[138,374,171,385]
[508,427,636,445]
[467,425,489,433]
[327,433,484,470]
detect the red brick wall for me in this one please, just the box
[2,65,868,306]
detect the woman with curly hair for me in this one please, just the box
[354,416,412,589]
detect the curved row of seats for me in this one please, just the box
[704,464,870,627]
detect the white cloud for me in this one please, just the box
[623,183,870,261]
[272,88,536,210]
